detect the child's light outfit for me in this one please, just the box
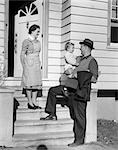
[64,51,77,71]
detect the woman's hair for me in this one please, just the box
[28,24,40,34]
[65,42,74,51]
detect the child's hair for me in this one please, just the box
[36,144,48,150]
[65,42,74,51]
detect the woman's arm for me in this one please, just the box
[20,40,29,66]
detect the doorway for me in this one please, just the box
[8,0,43,77]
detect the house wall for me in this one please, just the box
[70,0,118,90]
[0,0,5,75]
[46,0,62,87]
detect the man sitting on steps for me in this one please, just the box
[40,39,98,124]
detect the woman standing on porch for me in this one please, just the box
[20,24,42,109]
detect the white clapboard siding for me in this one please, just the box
[48,43,61,50]
[71,7,107,18]
[62,24,71,35]
[98,74,118,82]
[49,0,62,3]
[49,3,62,11]
[96,58,118,66]
[48,58,64,66]
[71,24,107,34]
[62,0,70,11]
[48,74,61,80]
[99,66,118,74]
[48,66,62,73]
[97,82,118,90]
[0,46,4,53]
[48,35,61,42]
[49,19,61,27]
[71,15,107,26]
[49,27,61,35]
[0,5,4,12]
[71,0,108,10]
[49,11,62,19]
[61,32,71,42]
[62,0,68,3]
[0,13,4,21]
[0,21,4,29]
[92,50,118,59]
[0,30,4,37]
[71,32,107,43]
[62,7,71,19]
[0,0,5,4]
[0,39,4,46]
[48,50,64,57]
[62,16,71,27]
[48,0,62,82]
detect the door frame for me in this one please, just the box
[5,0,49,78]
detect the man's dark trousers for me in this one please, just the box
[45,85,64,116]
[68,95,87,144]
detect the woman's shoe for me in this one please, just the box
[33,104,42,109]
[27,103,36,109]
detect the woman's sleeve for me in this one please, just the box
[20,40,28,65]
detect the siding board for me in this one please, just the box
[0,39,4,46]
[71,15,107,26]
[0,21,4,29]
[71,32,107,43]
[71,24,107,34]
[0,4,4,12]
[48,35,61,42]
[49,19,61,27]
[49,27,61,35]
[49,11,62,19]
[96,58,118,66]
[0,13,4,21]
[71,0,107,10]
[49,0,62,3]
[0,0,5,4]
[71,7,107,18]
[49,3,62,11]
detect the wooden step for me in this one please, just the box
[14,119,73,134]
[13,131,74,147]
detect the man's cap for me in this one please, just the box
[79,38,94,49]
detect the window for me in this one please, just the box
[108,0,118,45]
[111,0,118,43]
[19,3,38,17]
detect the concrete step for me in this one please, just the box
[15,96,47,109]
[16,107,70,120]
[13,131,74,147]
[14,119,73,134]
[16,96,65,109]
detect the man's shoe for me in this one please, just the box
[68,142,84,147]
[40,114,57,120]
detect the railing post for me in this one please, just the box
[0,88,14,146]
[85,89,98,143]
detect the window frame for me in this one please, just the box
[108,0,118,48]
